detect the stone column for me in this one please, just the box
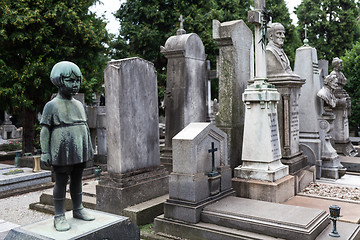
[96,57,168,215]
[95,106,107,164]
[212,19,253,170]
[160,31,207,172]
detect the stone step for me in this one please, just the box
[201,196,330,240]
[123,194,168,226]
[155,214,285,240]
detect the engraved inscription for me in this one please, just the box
[313,62,319,74]
[269,113,281,159]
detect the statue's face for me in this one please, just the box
[334,61,342,71]
[59,72,81,98]
[328,76,338,90]
[272,28,285,47]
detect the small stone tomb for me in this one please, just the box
[163,122,234,224]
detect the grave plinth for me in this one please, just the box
[267,74,308,173]
[163,123,234,224]
[96,58,168,215]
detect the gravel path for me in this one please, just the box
[301,182,360,202]
[0,190,51,226]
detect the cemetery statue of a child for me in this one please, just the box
[40,61,95,231]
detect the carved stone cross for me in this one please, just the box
[177,15,186,35]
[208,142,219,177]
[303,24,309,46]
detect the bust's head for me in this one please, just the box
[332,57,343,71]
[324,74,338,91]
[267,23,285,48]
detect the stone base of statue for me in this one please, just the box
[321,136,346,179]
[334,139,358,157]
[96,166,168,215]
[5,209,140,240]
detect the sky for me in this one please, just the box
[91,0,303,35]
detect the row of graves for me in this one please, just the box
[5,0,360,239]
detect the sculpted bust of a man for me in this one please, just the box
[266,22,292,76]
[317,73,338,108]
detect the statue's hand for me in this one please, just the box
[41,153,52,167]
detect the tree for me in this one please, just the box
[0,0,109,153]
[111,0,299,100]
[295,0,360,62]
[342,42,360,132]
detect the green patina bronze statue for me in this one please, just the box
[40,61,95,231]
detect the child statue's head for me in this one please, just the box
[50,61,83,98]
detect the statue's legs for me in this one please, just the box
[70,164,95,221]
[53,172,70,231]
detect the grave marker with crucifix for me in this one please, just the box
[208,142,219,177]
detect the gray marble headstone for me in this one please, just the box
[104,57,160,173]
[213,19,253,170]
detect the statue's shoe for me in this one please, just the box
[73,208,95,221]
[54,214,71,231]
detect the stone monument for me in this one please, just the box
[294,41,323,178]
[96,57,168,215]
[0,112,22,140]
[213,19,253,171]
[330,57,357,156]
[232,0,294,203]
[266,22,308,174]
[160,122,234,224]
[160,16,207,171]
[317,73,347,179]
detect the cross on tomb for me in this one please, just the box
[177,15,186,35]
[208,142,219,177]
[303,24,309,46]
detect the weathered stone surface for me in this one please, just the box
[161,33,207,150]
[213,19,253,170]
[5,210,140,240]
[104,57,160,174]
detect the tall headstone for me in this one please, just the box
[96,57,168,214]
[96,106,107,164]
[160,21,207,171]
[162,122,234,223]
[294,45,323,176]
[266,22,308,173]
[330,57,357,156]
[232,0,294,203]
[212,19,253,170]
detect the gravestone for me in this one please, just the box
[95,106,107,164]
[162,122,234,224]
[294,45,323,177]
[0,112,22,140]
[160,20,207,171]
[212,19,253,170]
[232,2,294,203]
[330,57,357,156]
[266,22,307,174]
[96,57,168,215]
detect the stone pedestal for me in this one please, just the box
[5,209,140,240]
[319,111,346,179]
[267,74,308,173]
[234,80,289,182]
[213,19,253,170]
[97,57,169,215]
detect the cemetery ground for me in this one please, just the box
[0,151,360,239]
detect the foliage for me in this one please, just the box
[0,0,110,152]
[111,0,299,100]
[2,169,24,175]
[0,141,22,151]
[295,0,360,62]
[342,42,360,132]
